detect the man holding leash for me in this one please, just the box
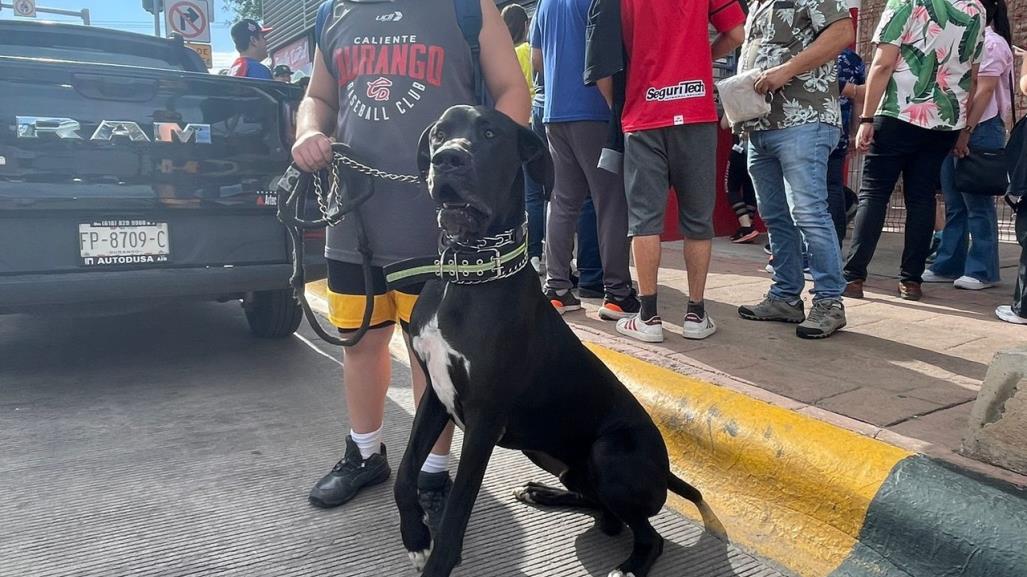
[290,0,528,526]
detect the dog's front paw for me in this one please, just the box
[512,486,536,504]
[408,545,433,572]
[607,571,636,577]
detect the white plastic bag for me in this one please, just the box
[716,68,771,125]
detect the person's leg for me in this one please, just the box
[747,130,804,300]
[928,155,969,278]
[844,117,910,283]
[576,195,604,292]
[311,262,401,508]
[544,123,590,296]
[525,105,548,261]
[776,123,845,299]
[960,118,1005,284]
[1013,207,1027,317]
[617,130,670,341]
[668,123,717,304]
[826,149,848,246]
[571,121,633,299]
[899,130,959,284]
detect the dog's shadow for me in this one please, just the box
[574,501,740,577]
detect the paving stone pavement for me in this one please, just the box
[0,305,789,577]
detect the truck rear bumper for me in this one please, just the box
[0,263,326,313]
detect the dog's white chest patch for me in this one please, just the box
[412,314,469,429]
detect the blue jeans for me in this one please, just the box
[748,122,845,300]
[931,116,1004,283]
[524,105,547,258]
[577,196,602,289]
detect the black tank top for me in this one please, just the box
[319,0,477,265]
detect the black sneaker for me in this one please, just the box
[308,436,391,508]
[545,288,581,315]
[730,226,760,244]
[418,471,452,537]
[598,291,641,321]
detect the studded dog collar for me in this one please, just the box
[384,221,528,289]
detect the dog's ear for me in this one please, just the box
[417,122,436,181]
[519,126,554,198]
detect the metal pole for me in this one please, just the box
[153,6,161,37]
[0,3,93,25]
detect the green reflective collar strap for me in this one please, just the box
[384,223,528,289]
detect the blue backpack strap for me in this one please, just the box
[453,0,491,107]
[315,0,334,65]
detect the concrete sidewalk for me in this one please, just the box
[565,232,1026,487]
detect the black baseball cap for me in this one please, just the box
[273,64,293,77]
[231,19,272,48]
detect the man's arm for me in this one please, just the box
[479,0,531,125]
[711,25,745,61]
[531,48,543,85]
[755,18,855,94]
[293,47,340,171]
[596,77,613,108]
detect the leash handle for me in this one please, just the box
[276,144,382,347]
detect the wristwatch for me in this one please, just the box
[859,116,874,124]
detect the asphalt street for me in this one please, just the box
[0,303,787,577]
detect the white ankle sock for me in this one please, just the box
[420,452,450,474]
[350,427,382,460]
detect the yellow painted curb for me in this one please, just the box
[587,344,913,577]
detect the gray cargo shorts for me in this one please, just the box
[624,123,717,240]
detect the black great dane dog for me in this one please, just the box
[392,105,703,577]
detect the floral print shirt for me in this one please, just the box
[872,0,985,130]
[836,48,866,154]
[738,0,852,132]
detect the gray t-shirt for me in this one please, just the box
[320,0,476,265]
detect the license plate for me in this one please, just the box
[79,220,170,267]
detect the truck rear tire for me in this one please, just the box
[245,289,302,338]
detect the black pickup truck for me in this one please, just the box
[0,21,323,337]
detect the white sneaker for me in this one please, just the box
[953,276,995,290]
[995,305,1027,325]
[922,269,955,283]
[530,256,542,274]
[616,315,665,343]
[682,311,717,340]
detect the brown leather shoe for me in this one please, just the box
[843,280,864,299]
[898,281,923,301]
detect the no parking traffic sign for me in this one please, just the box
[166,0,210,43]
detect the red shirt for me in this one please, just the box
[621,0,745,132]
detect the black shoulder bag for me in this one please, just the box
[955,72,1017,196]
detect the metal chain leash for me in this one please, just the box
[311,152,421,225]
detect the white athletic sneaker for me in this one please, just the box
[682,311,717,340]
[995,305,1027,325]
[616,315,665,343]
[921,269,955,283]
[953,276,995,290]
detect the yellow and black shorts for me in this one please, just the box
[326,260,424,332]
